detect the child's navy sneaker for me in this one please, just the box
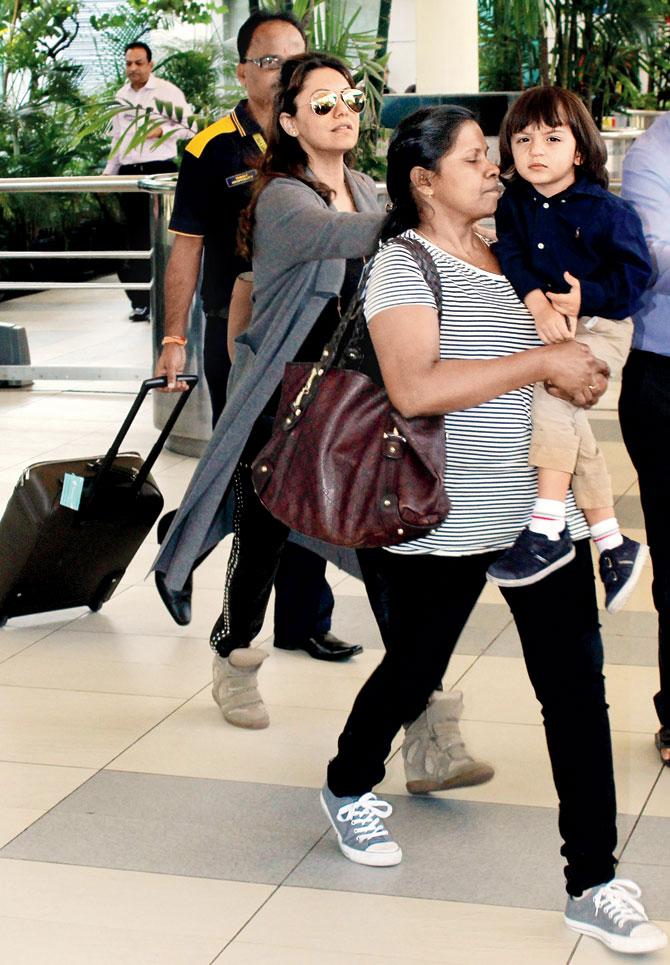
[599,536,649,614]
[486,526,575,587]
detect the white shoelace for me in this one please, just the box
[336,792,392,843]
[593,879,649,928]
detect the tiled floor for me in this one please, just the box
[0,286,668,964]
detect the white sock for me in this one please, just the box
[528,498,566,540]
[590,518,623,553]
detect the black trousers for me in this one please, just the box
[327,540,617,897]
[117,160,177,309]
[202,323,335,652]
[619,348,670,729]
[204,311,232,427]
[211,457,333,655]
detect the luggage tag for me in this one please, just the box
[60,472,84,511]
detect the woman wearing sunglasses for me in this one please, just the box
[154,53,384,726]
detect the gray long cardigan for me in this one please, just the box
[154,167,383,590]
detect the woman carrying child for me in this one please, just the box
[319,104,666,956]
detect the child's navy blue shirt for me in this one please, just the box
[494,175,652,319]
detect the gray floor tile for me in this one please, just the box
[465,612,658,665]
[329,595,384,650]
[485,625,659,666]
[591,418,624,442]
[620,814,670,867]
[288,794,635,912]
[452,626,501,656]
[614,494,646,529]
[602,633,659,667]
[1,770,637,914]
[0,771,328,884]
[487,624,523,657]
[455,603,513,656]
[461,602,512,633]
[599,610,658,639]
[615,861,670,921]
[327,598,512,656]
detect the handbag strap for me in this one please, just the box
[283,235,442,430]
[344,236,442,367]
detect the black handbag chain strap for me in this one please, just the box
[283,236,443,431]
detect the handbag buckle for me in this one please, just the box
[291,364,321,411]
[383,426,406,459]
[383,426,407,443]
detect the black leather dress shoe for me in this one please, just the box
[656,727,670,767]
[155,570,192,626]
[274,632,363,662]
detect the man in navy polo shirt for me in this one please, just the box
[154,12,362,666]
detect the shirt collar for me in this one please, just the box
[554,175,606,201]
[123,73,157,94]
[512,173,606,204]
[233,99,264,138]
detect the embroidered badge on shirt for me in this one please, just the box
[253,132,267,153]
[225,170,256,188]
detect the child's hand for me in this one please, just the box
[535,304,576,344]
[546,271,581,318]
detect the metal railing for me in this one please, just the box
[0,172,217,453]
[0,174,389,388]
[0,147,639,385]
[0,173,176,383]
[0,148,643,449]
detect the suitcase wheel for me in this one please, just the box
[89,571,124,612]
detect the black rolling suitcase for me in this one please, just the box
[0,375,197,626]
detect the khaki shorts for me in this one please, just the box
[529,317,633,510]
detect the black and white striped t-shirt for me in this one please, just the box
[364,229,589,556]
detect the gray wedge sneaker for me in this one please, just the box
[402,690,495,794]
[212,648,269,729]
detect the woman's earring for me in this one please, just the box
[280,115,298,138]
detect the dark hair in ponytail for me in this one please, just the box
[381,105,476,242]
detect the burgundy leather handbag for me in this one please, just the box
[251,237,451,549]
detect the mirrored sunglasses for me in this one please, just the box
[309,88,366,116]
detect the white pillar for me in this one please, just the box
[415,0,478,94]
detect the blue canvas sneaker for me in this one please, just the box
[320,785,402,867]
[599,536,649,614]
[565,878,667,954]
[487,526,575,587]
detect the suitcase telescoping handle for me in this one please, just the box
[94,375,198,495]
